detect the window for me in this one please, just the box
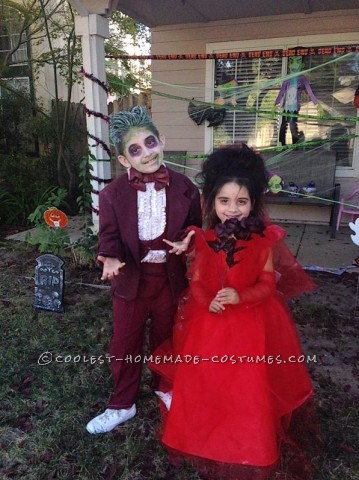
[0,5,28,67]
[209,37,358,171]
[214,56,282,149]
[0,32,28,65]
[298,53,357,167]
[0,77,30,97]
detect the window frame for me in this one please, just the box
[205,33,359,178]
[0,32,28,66]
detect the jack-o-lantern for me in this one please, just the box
[44,208,68,228]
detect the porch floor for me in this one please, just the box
[281,223,358,273]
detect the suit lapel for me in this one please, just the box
[116,180,140,265]
[166,171,191,240]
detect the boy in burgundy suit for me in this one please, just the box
[86,106,202,434]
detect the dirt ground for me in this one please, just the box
[292,270,358,396]
[298,269,358,320]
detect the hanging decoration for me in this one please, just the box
[79,67,113,215]
[88,133,112,158]
[79,67,110,94]
[84,106,110,122]
[106,45,359,61]
[214,74,239,106]
[188,99,226,127]
[90,175,112,184]
[275,55,321,145]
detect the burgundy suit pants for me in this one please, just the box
[108,263,177,409]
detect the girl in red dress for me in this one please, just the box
[151,143,319,480]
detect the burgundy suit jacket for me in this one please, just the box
[98,168,202,301]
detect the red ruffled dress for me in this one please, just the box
[151,224,318,480]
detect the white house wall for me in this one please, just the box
[34,65,84,112]
[29,1,85,112]
[151,9,359,224]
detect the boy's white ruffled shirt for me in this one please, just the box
[138,182,167,262]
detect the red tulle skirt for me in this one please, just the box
[151,295,321,480]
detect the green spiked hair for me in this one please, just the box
[110,106,160,155]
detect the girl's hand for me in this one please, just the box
[209,298,225,313]
[97,256,126,281]
[163,230,195,255]
[215,287,240,305]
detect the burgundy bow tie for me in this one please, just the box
[128,165,169,192]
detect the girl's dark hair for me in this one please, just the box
[196,143,269,228]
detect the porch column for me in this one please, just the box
[74,14,111,229]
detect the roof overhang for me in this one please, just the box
[68,0,359,26]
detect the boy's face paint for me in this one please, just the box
[118,128,165,174]
[214,182,252,223]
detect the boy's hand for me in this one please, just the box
[215,287,239,305]
[163,230,195,255]
[97,256,126,281]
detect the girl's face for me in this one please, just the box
[118,128,165,174]
[214,182,252,223]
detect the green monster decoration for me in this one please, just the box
[275,55,321,145]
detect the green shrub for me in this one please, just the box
[0,152,57,227]
[25,224,71,256]
[29,102,88,210]
[27,187,69,226]
[0,91,34,154]
[25,187,71,255]
[70,221,98,267]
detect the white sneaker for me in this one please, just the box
[86,404,136,434]
[155,391,172,410]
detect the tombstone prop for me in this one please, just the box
[33,254,65,313]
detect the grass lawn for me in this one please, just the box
[0,240,358,479]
